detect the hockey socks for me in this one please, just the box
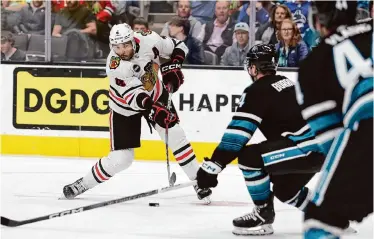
[173,143,199,180]
[239,165,271,204]
[82,149,134,189]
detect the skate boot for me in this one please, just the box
[62,177,88,199]
[232,193,275,235]
[193,185,212,204]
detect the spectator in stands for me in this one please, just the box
[255,4,292,45]
[2,0,26,11]
[132,17,149,32]
[52,0,96,37]
[303,27,320,51]
[197,0,235,61]
[1,33,27,61]
[190,1,216,24]
[161,0,202,39]
[237,1,270,28]
[2,0,27,32]
[261,1,276,16]
[220,22,250,66]
[52,0,97,60]
[275,18,308,67]
[111,1,140,27]
[356,0,371,21]
[13,0,45,35]
[284,0,310,36]
[169,16,204,65]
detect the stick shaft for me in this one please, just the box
[1,180,196,227]
[165,86,173,185]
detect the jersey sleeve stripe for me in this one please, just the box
[233,112,262,124]
[218,132,250,152]
[308,112,342,135]
[315,128,344,154]
[110,86,123,98]
[302,100,337,120]
[124,92,135,102]
[152,79,162,101]
[224,128,252,139]
[121,85,143,97]
[281,125,311,137]
[109,89,128,105]
[343,91,373,128]
[345,77,373,112]
[228,119,258,133]
[227,125,255,136]
[109,95,142,113]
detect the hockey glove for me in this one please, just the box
[196,158,224,189]
[150,101,178,128]
[160,48,186,93]
[139,94,178,128]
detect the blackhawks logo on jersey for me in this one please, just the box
[109,56,120,69]
[137,29,153,36]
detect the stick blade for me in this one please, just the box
[169,172,177,186]
[1,216,20,227]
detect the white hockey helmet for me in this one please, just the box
[109,23,135,47]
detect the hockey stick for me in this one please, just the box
[165,84,176,186]
[1,180,196,227]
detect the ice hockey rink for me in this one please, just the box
[1,155,373,239]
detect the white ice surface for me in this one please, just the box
[1,155,373,239]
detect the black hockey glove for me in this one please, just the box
[196,158,224,189]
[150,101,178,128]
[139,94,178,128]
[160,48,186,93]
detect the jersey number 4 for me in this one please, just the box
[333,39,372,89]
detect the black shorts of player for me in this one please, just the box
[305,118,373,228]
[238,137,325,203]
[109,110,142,150]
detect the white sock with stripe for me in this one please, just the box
[155,124,200,180]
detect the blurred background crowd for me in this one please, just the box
[1,0,373,67]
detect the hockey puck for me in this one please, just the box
[149,202,160,207]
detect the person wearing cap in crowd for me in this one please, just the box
[220,22,250,66]
[1,33,27,61]
[168,16,204,65]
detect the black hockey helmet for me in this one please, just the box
[245,43,277,73]
[309,1,357,31]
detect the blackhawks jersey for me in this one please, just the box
[106,30,188,116]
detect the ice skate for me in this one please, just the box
[232,194,275,235]
[343,222,357,234]
[62,177,88,199]
[193,184,212,204]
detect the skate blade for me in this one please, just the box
[344,226,357,234]
[58,194,68,200]
[232,224,274,236]
[202,196,211,205]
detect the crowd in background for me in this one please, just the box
[1,0,373,67]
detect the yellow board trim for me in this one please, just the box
[0,135,221,162]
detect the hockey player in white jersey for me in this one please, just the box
[62,23,211,202]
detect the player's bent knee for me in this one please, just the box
[238,144,264,169]
[105,149,134,174]
[273,185,296,203]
